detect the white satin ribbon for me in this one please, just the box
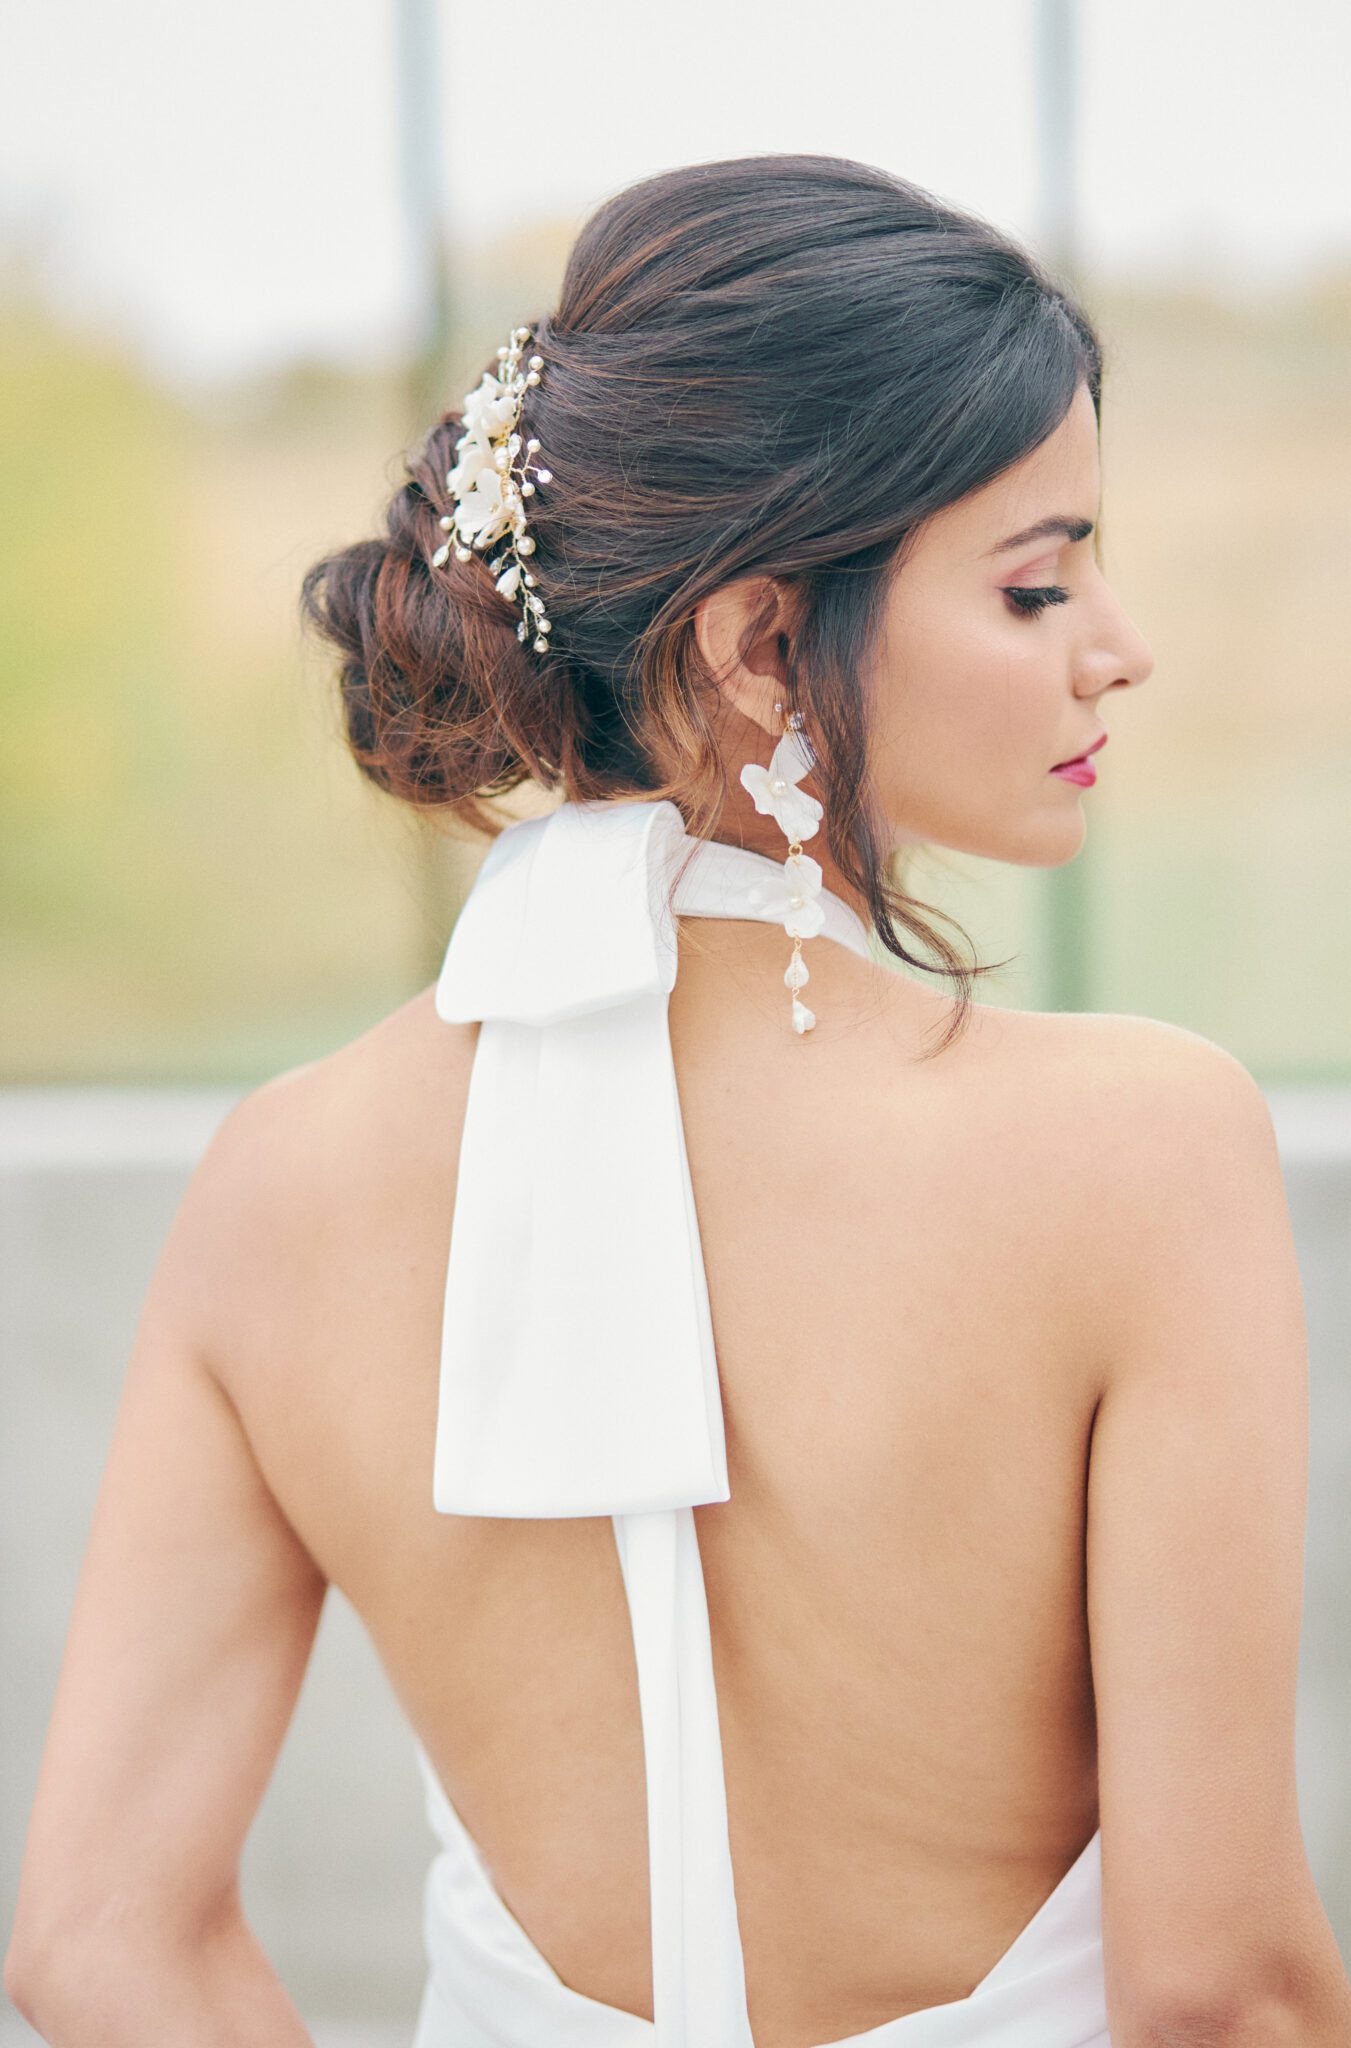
[429,796,873,2046]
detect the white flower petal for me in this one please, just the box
[739,761,776,815]
[783,897,826,940]
[768,725,815,787]
[774,785,823,842]
[453,471,509,544]
[447,437,495,496]
[461,374,515,437]
[784,852,823,895]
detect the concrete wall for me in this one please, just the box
[3,1085,1349,2040]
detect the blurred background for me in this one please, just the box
[2,0,1349,2040]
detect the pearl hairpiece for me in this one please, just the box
[432,325,554,652]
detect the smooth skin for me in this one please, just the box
[9,387,1351,2046]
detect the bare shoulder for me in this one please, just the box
[961,1000,1276,1160]
[1024,1007,1282,1227]
[162,986,474,1380]
[907,992,1276,1185]
[932,1002,1285,1373]
[198,984,460,1199]
[968,995,1255,1083]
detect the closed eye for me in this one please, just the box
[1004,584,1070,618]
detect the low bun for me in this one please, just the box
[299,407,578,835]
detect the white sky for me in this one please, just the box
[2,0,1348,390]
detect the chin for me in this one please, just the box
[886,782,1091,868]
[998,811,1089,870]
[914,808,1089,870]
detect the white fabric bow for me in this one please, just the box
[431,797,731,1517]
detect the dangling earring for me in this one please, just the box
[738,702,826,1035]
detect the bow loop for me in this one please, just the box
[435,799,690,1029]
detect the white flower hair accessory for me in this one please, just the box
[739,709,828,1035]
[432,325,554,653]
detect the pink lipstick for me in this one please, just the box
[1050,732,1107,786]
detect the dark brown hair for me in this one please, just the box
[300,152,1102,1051]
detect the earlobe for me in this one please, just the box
[693,576,793,737]
[725,672,787,738]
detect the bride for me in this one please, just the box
[8,153,1350,2047]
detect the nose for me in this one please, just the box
[1117,607,1155,690]
[1077,591,1155,698]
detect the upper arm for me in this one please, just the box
[8,1085,329,1973]
[1084,1022,1328,2017]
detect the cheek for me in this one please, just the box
[971,627,1060,750]
[897,615,1028,748]
[869,611,1059,799]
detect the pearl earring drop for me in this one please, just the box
[738,702,827,1033]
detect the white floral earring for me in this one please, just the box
[738,703,827,1034]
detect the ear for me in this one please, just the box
[692,576,794,737]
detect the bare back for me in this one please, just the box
[213,914,1108,2047]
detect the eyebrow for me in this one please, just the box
[985,515,1095,556]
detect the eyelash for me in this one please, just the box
[1003,584,1070,618]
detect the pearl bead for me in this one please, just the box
[770,777,786,794]
[535,468,552,484]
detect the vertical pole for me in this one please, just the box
[393,0,460,983]
[395,0,454,431]
[1034,0,1078,284]
[1033,0,1092,1015]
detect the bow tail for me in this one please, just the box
[613,1506,755,2047]
[433,992,730,1518]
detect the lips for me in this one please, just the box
[1052,733,1108,770]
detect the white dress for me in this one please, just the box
[408,796,1110,2047]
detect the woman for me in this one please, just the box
[8,154,1350,2047]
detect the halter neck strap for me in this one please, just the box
[434,796,872,1026]
[430,796,873,1518]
